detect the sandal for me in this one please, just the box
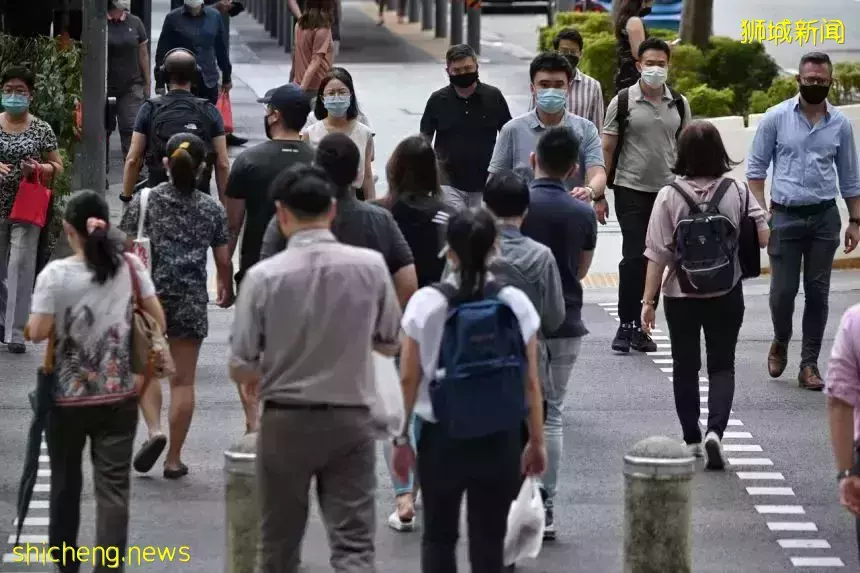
[163,462,189,480]
[133,434,167,473]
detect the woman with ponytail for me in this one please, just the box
[26,190,165,567]
[392,207,547,571]
[119,132,233,479]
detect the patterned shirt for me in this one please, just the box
[119,182,229,304]
[0,116,58,221]
[31,254,156,406]
[528,69,605,134]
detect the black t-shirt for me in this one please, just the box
[226,139,315,281]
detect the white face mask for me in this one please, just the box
[113,0,131,9]
[184,0,204,7]
[641,66,668,88]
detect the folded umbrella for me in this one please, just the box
[15,333,55,546]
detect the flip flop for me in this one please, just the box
[163,463,189,480]
[132,434,167,473]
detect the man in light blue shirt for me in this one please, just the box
[747,51,860,391]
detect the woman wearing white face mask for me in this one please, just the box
[302,69,376,200]
[106,0,150,169]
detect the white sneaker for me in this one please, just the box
[704,431,726,470]
[685,442,704,459]
[387,510,415,532]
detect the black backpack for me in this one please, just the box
[671,178,738,294]
[608,86,685,188]
[147,93,213,169]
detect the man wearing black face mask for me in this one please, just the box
[747,51,860,391]
[420,44,512,211]
[528,28,604,134]
[224,84,314,287]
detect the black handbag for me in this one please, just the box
[738,181,761,279]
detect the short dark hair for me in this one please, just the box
[269,164,337,220]
[483,171,530,218]
[637,37,671,60]
[553,28,584,51]
[800,51,833,74]
[314,68,359,121]
[315,133,360,195]
[672,120,740,178]
[529,52,574,83]
[1,66,35,91]
[535,127,580,178]
[386,135,441,199]
[446,44,477,65]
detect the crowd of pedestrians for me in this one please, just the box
[3,0,860,566]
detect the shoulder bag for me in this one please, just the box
[737,181,762,279]
[124,254,174,383]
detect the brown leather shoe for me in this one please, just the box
[767,341,788,378]
[798,365,825,391]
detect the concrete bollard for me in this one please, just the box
[225,433,259,573]
[623,436,695,573]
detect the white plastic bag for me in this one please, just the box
[369,352,405,439]
[503,477,545,566]
[132,187,152,271]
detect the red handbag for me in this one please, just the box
[10,165,52,228]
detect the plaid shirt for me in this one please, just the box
[530,69,604,134]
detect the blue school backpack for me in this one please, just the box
[430,281,528,439]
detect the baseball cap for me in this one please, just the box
[257,83,309,115]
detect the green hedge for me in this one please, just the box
[0,33,82,265]
[539,12,859,119]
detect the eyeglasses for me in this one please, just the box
[1,87,29,96]
[323,89,350,97]
[799,77,830,86]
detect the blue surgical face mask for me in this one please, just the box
[323,95,351,118]
[1,94,29,115]
[535,88,567,114]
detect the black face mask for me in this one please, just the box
[639,6,652,16]
[564,54,580,71]
[449,71,479,89]
[799,83,830,105]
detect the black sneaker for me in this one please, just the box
[630,327,657,353]
[611,324,632,353]
[539,487,556,541]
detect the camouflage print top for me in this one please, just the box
[119,182,229,304]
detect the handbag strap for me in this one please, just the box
[137,187,151,241]
[43,331,56,374]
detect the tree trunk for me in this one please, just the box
[680,0,713,51]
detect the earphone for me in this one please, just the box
[158,47,203,80]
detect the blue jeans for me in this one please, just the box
[539,336,583,506]
[383,414,423,496]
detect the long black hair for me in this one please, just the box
[64,190,121,285]
[165,132,206,194]
[386,135,441,199]
[615,0,646,38]
[446,208,498,300]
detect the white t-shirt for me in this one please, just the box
[401,282,540,423]
[302,119,374,190]
[31,254,156,406]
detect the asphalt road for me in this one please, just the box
[1,2,859,572]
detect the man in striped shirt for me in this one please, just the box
[530,28,605,133]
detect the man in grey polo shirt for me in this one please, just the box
[602,37,690,355]
[488,52,607,224]
[229,164,401,572]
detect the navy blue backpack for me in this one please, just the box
[430,281,528,440]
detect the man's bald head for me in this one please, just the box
[164,49,198,88]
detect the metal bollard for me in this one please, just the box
[225,433,259,573]
[408,0,419,23]
[421,0,432,30]
[268,0,278,37]
[623,436,694,573]
[450,0,464,45]
[466,0,480,54]
[277,0,285,46]
[434,0,447,38]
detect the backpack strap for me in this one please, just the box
[667,86,685,140]
[482,280,503,299]
[704,178,735,214]
[430,282,458,302]
[669,181,701,214]
[608,88,629,187]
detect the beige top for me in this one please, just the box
[293,24,333,91]
[303,120,373,189]
[644,176,769,298]
[228,229,402,406]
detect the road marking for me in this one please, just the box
[746,487,794,495]
[728,458,773,466]
[39,455,49,463]
[36,469,49,477]
[700,397,708,403]
[7,534,48,543]
[646,351,672,356]
[657,343,671,348]
[724,444,763,452]
[660,367,672,373]
[12,517,49,527]
[653,359,673,364]
[778,539,830,549]
[700,386,708,392]
[789,557,844,567]
[597,302,616,306]
[768,522,817,531]
[724,432,753,439]
[33,484,49,493]
[755,505,805,514]
[40,443,46,451]
[28,501,48,509]
[651,335,669,340]
[737,472,784,480]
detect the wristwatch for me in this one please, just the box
[392,435,409,447]
[589,188,606,203]
[837,469,852,483]
[119,193,133,204]
[641,299,656,307]
[849,218,860,226]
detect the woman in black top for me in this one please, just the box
[614,0,652,91]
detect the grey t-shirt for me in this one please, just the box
[108,12,148,94]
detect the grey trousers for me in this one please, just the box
[257,405,376,573]
[0,221,40,344]
[441,185,483,212]
[768,205,841,368]
[108,83,147,161]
